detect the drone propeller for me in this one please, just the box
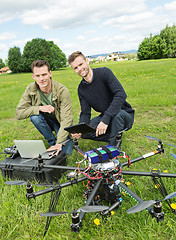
[40,205,109,217]
[127,191,176,214]
[171,153,176,159]
[4,180,54,187]
[5,180,29,185]
[145,135,176,148]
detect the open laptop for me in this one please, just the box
[14,140,52,159]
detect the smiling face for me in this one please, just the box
[32,65,52,92]
[70,55,91,79]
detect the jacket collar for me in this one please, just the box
[30,79,58,101]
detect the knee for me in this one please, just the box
[30,114,44,125]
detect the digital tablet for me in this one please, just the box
[64,123,95,134]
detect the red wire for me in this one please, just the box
[77,162,103,180]
[117,153,131,166]
[77,152,131,180]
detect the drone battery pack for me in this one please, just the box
[85,145,120,164]
[0,152,67,183]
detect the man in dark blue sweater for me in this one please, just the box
[68,51,134,149]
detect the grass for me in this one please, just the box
[0,58,176,239]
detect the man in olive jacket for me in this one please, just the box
[16,60,73,155]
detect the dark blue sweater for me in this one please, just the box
[78,67,134,125]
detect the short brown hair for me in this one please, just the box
[68,51,86,64]
[31,60,50,72]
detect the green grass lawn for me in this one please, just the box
[0,59,176,240]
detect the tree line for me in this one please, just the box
[0,25,175,73]
[137,25,176,60]
[7,38,67,73]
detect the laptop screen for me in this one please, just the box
[14,140,47,159]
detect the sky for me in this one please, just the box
[0,0,175,61]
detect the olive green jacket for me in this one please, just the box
[15,79,73,143]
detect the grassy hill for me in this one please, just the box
[0,59,176,239]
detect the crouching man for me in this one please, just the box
[16,60,73,155]
[68,51,135,150]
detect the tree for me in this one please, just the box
[48,41,67,70]
[0,58,5,69]
[137,25,176,60]
[21,38,66,72]
[137,37,151,60]
[8,47,22,73]
[21,38,51,72]
[160,25,176,58]
[150,35,162,59]
[5,59,8,67]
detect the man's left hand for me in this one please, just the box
[96,121,108,137]
[47,143,62,156]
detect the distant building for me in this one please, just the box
[96,56,105,61]
[106,52,127,61]
[0,67,10,74]
[86,56,95,64]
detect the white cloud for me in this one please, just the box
[0,44,9,60]
[77,35,85,40]
[164,1,176,11]
[102,2,175,36]
[0,13,13,24]
[0,0,175,61]
[0,32,16,41]
[16,0,146,30]
[0,43,8,51]
[84,30,96,34]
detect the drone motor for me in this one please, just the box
[152,201,164,222]
[71,209,80,232]
[4,145,19,158]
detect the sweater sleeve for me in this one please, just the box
[78,89,91,124]
[101,68,127,125]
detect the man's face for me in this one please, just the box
[32,65,52,89]
[70,56,90,78]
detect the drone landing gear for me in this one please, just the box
[151,170,176,214]
[71,178,103,232]
[44,189,61,236]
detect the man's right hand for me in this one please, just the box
[39,105,55,113]
[71,133,82,139]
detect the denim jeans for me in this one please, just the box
[30,113,73,155]
[82,110,134,146]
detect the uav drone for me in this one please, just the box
[1,126,176,236]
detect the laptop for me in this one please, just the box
[64,123,95,134]
[14,140,52,159]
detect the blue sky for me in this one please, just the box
[0,0,175,61]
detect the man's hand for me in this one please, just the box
[71,133,82,139]
[96,121,108,137]
[47,143,62,156]
[39,105,55,114]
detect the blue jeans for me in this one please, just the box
[30,113,73,155]
[82,110,134,146]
